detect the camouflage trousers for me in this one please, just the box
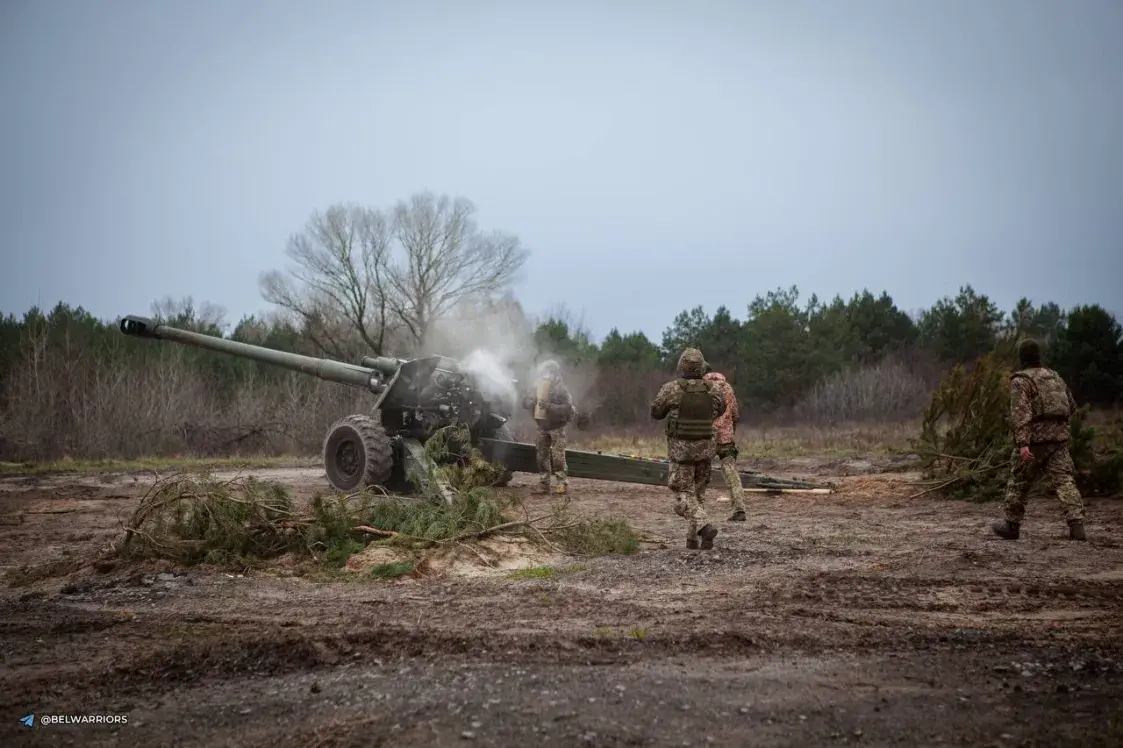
[717,450,746,513]
[668,459,712,539]
[536,427,567,487]
[1003,443,1085,523]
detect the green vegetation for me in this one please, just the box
[550,518,639,557]
[505,564,589,581]
[117,474,303,566]
[507,566,560,580]
[367,561,414,579]
[366,492,507,542]
[1,286,1118,463]
[110,473,641,572]
[913,339,1122,501]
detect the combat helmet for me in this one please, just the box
[676,348,707,379]
[537,359,562,381]
[1017,338,1042,369]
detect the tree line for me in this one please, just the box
[1,191,1119,460]
[536,285,1121,424]
[1,284,1118,462]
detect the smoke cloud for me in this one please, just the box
[422,296,537,416]
[421,295,599,428]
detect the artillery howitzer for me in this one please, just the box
[120,314,520,499]
[119,315,830,499]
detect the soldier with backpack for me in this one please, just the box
[992,338,1087,541]
[650,348,727,550]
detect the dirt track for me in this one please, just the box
[1,458,1122,747]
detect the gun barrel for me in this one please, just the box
[119,315,383,391]
[360,355,405,377]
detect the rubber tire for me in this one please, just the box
[322,414,394,492]
[489,424,515,488]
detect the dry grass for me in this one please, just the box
[1,420,921,478]
[0,455,317,477]
[573,421,918,459]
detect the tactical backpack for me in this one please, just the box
[667,379,714,440]
[1011,368,1071,422]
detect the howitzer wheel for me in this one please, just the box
[322,414,394,492]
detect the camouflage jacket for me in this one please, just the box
[521,378,574,432]
[703,372,739,444]
[650,378,726,462]
[1009,367,1076,447]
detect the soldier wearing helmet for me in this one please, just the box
[521,359,576,494]
[703,369,746,521]
[650,348,727,549]
[992,337,1086,541]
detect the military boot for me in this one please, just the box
[728,510,746,522]
[697,524,718,550]
[1067,520,1086,541]
[554,484,568,496]
[991,519,1020,540]
[686,536,699,550]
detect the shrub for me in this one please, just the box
[796,356,931,423]
[913,342,1122,500]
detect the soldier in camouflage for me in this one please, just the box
[521,359,576,495]
[703,370,747,521]
[992,338,1087,541]
[651,348,727,549]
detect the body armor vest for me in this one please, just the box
[1012,368,1070,422]
[668,379,714,440]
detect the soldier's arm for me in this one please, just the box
[518,386,536,411]
[710,387,727,419]
[728,388,740,426]
[554,381,576,419]
[650,383,675,420]
[1009,378,1033,447]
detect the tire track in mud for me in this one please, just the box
[760,571,1123,615]
[0,606,763,709]
[5,579,1121,714]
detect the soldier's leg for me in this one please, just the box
[720,459,746,522]
[667,461,692,522]
[994,449,1038,538]
[692,460,718,549]
[550,428,568,493]
[682,467,702,546]
[1042,446,1086,539]
[693,459,710,507]
[535,430,551,492]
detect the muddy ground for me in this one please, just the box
[1,455,1121,747]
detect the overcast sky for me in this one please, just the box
[2,0,1121,343]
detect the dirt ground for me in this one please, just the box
[1,456,1121,747]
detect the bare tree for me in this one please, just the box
[260,194,527,358]
[387,192,528,349]
[150,296,227,333]
[259,204,394,360]
[536,302,595,340]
